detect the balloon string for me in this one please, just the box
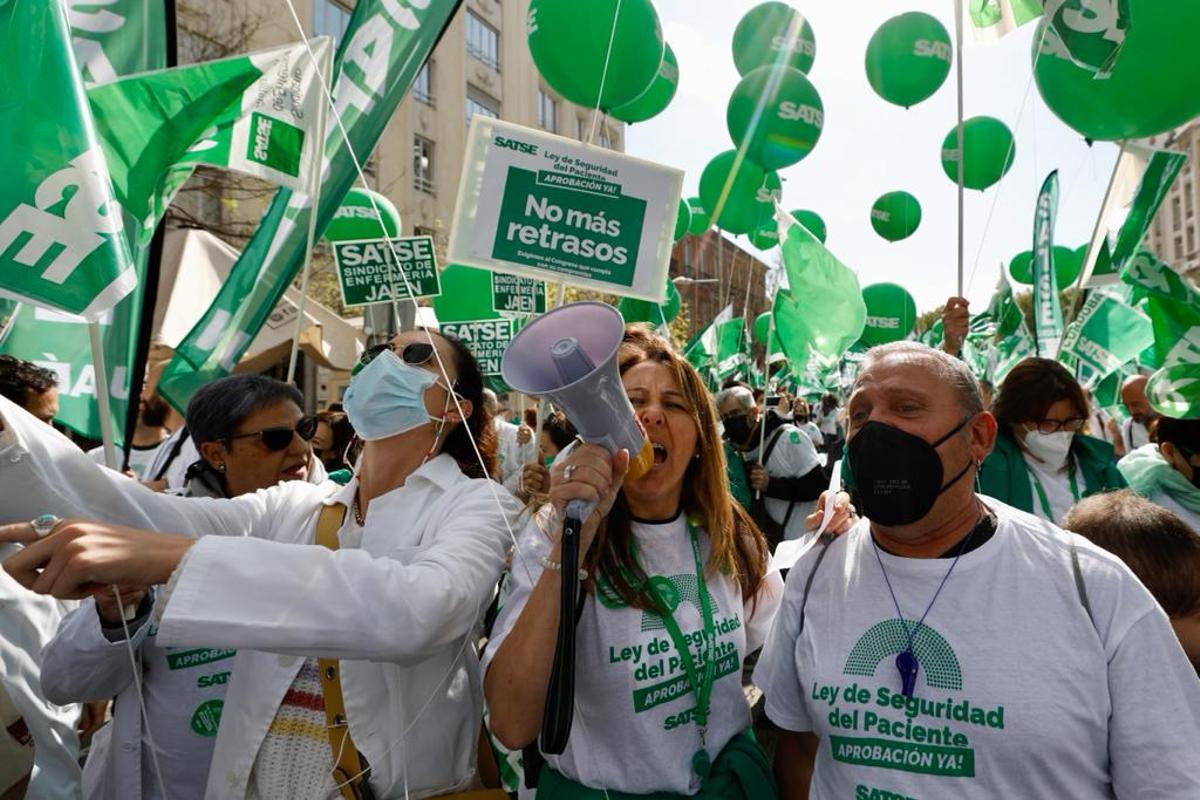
[112,586,170,800]
[585,0,623,147]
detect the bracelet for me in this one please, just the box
[539,555,588,581]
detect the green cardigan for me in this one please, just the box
[979,428,1127,514]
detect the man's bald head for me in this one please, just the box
[856,342,984,420]
[1121,374,1153,422]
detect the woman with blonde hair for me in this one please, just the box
[484,326,783,799]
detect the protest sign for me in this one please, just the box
[332,236,440,307]
[492,272,547,315]
[448,118,682,303]
[439,319,514,376]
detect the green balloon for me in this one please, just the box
[870,191,921,242]
[1033,2,1200,141]
[527,0,663,111]
[732,2,816,76]
[618,278,682,325]
[940,116,1015,191]
[323,188,401,242]
[748,224,780,251]
[726,65,824,171]
[865,12,952,108]
[1008,246,1082,288]
[753,171,783,230]
[610,43,678,124]
[753,311,772,345]
[861,283,917,346]
[433,264,501,323]
[698,150,767,235]
[1009,251,1033,285]
[674,198,691,241]
[788,208,826,243]
[686,197,710,236]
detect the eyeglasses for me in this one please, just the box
[228,415,319,451]
[358,341,436,370]
[1027,417,1087,435]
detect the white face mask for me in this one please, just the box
[1023,429,1074,468]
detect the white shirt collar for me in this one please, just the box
[323,452,466,508]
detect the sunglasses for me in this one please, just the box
[228,415,319,451]
[358,341,435,371]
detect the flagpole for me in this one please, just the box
[954,0,966,297]
[1057,141,1128,357]
[286,46,332,385]
[89,322,118,469]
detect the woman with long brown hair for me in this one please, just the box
[484,326,782,799]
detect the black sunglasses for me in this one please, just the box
[358,341,435,371]
[228,415,319,451]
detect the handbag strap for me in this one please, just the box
[314,502,370,800]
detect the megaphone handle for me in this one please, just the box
[540,510,583,755]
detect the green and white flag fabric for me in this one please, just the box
[69,0,167,86]
[1122,250,1200,370]
[176,39,334,195]
[159,0,461,412]
[986,272,1024,337]
[1,0,167,443]
[1146,364,1200,420]
[1040,0,1132,77]
[993,325,1036,386]
[684,304,733,385]
[0,0,135,320]
[1031,170,1063,357]
[772,208,866,371]
[1083,144,1185,288]
[1059,289,1153,385]
[714,316,748,381]
[966,0,1043,41]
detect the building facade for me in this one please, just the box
[1144,121,1200,286]
[671,233,772,344]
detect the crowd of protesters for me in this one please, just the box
[1,309,1198,799]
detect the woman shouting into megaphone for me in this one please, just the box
[484,326,784,799]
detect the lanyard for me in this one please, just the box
[639,519,718,777]
[1030,462,1080,520]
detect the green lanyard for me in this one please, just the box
[640,519,718,778]
[1030,463,1081,521]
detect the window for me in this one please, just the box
[413,136,434,195]
[465,10,500,70]
[1174,235,1184,258]
[465,88,499,126]
[577,116,587,140]
[414,62,433,106]
[1173,196,1183,230]
[414,225,436,238]
[598,127,612,149]
[312,0,353,45]
[1189,227,1196,255]
[538,89,558,133]
[1186,183,1194,217]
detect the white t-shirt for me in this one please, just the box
[484,512,784,795]
[87,442,163,479]
[1024,454,1082,525]
[754,498,1200,799]
[817,408,839,436]
[1123,418,1150,453]
[746,424,823,542]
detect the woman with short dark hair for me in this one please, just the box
[1120,416,1200,531]
[980,357,1126,522]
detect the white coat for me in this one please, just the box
[0,395,521,799]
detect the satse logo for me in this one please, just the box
[913,39,951,60]
[495,136,538,155]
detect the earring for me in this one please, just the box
[693,451,700,460]
[217,463,226,473]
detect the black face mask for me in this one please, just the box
[848,419,974,526]
[723,416,754,448]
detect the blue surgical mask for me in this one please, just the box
[343,349,446,441]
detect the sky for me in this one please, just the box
[625,0,1121,316]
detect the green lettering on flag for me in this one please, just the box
[1121,250,1200,370]
[0,0,135,320]
[1032,171,1063,357]
[1040,0,1131,77]
[1146,364,1200,420]
[1059,290,1153,382]
[158,0,462,413]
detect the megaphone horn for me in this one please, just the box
[501,301,654,483]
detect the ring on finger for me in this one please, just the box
[564,464,576,482]
[31,514,63,538]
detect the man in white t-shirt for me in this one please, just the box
[1120,374,1155,456]
[718,386,826,546]
[484,389,534,491]
[754,342,1200,799]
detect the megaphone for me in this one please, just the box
[501,301,655,488]
[500,300,653,755]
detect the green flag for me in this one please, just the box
[684,304,733,385]
[993,325,1036,386]
[1041,0,1131,77]
[1121,250,1200,369]
[1146,364,1200,420]
[773,210,866,366]
[967,0,1043,40]
[69,0,167,86]
[158,0,461,412]
[0,0,135,319]
[986,273,1023,337]
[1059,290,1154,383]
[1031,171,1063,356]
[714,316,748,380]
